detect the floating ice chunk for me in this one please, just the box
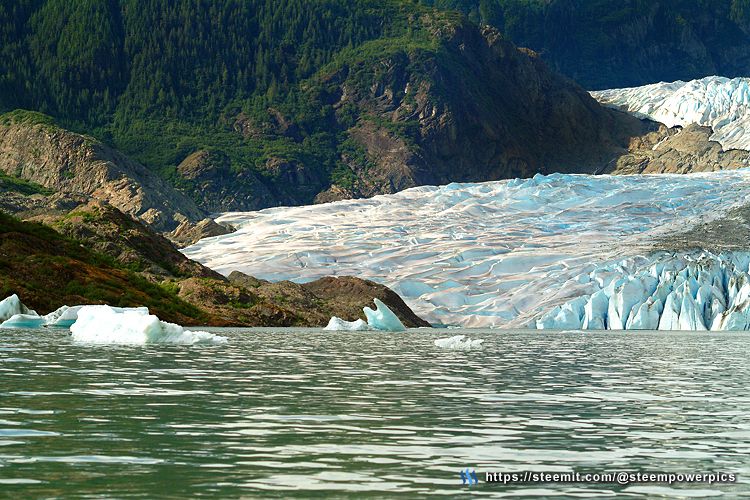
[70,305,227,345]
[324,317,372,331]
[363,299,406,332]
[324,298,407,332]
[0,314,45,329]
[43,305,83,328]
[0,294,37,322]
[434,335,483,350]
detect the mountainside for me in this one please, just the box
[0,0,645,210]
[421,0,750,90]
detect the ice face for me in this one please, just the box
[183,170,750,328]
[70,305,227,344]
[434,335,483,350]
[0,294,36,322]
[324,299,406,332]
[535,252,750,331]
[592,76,750,151]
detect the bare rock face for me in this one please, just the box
[0,120,205,231]
[317,20,647,197]
[608,123,749,175]
[176,150,276,212]
[169,218,235,248]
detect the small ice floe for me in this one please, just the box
[0,314,45,329]
[70,305,227,345]
[324,317,371,331]
[325,298,406,332]
[434,335,483,350]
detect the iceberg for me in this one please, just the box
[183,169,750,328]
[364,299,406,332]
[0,294,36,322]
[324,298,406,332]
[0,314,45,329]
[43,305,84,328]
[592,76,750,151]
[324,317,371,331]
[70,305,227,344]
[434,335,483,350]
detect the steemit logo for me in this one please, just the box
[460,469,479,486]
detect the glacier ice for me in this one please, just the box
[434,335,483,350]
[535,252,750,331]
[183,170,750,328]
[592,76,750,151]
[70,305,227,344]
[325,298,406,332]
[0,294,36,322]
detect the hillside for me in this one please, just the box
[421,0,750,89]
[0,0,645,210]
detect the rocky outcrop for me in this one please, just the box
[314,20,647,199]
[169,218,235,248]
[177,272,431,328]
[176,150,275,212]
[608,124,749,175]
[0,118,205,231]
[28,200,222,280]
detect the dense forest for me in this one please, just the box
[420,0,750,89]
[1,0,746,208]
[0,0,443,202]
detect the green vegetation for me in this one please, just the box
[0,0,461,201]
[419,0,750,89]
[0,171,52,196]
[0,211,208,323]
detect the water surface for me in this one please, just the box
[1,328,749,498]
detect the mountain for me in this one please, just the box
[420,0,750,90]
[0,0,645,211]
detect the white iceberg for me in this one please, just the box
[0,294,37,322]
[43,305,84,328]
[70,305,227,345]
[183,170,750,328]
[434,335,483,350]
[324,298,406,332]
[324,317,371,331]
[592,76,750,151]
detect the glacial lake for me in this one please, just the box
[1,328,749,498]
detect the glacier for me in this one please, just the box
[592,76,750,151]
[70,305,227,345]
[183,170,750,328]
[325,298,406,331]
